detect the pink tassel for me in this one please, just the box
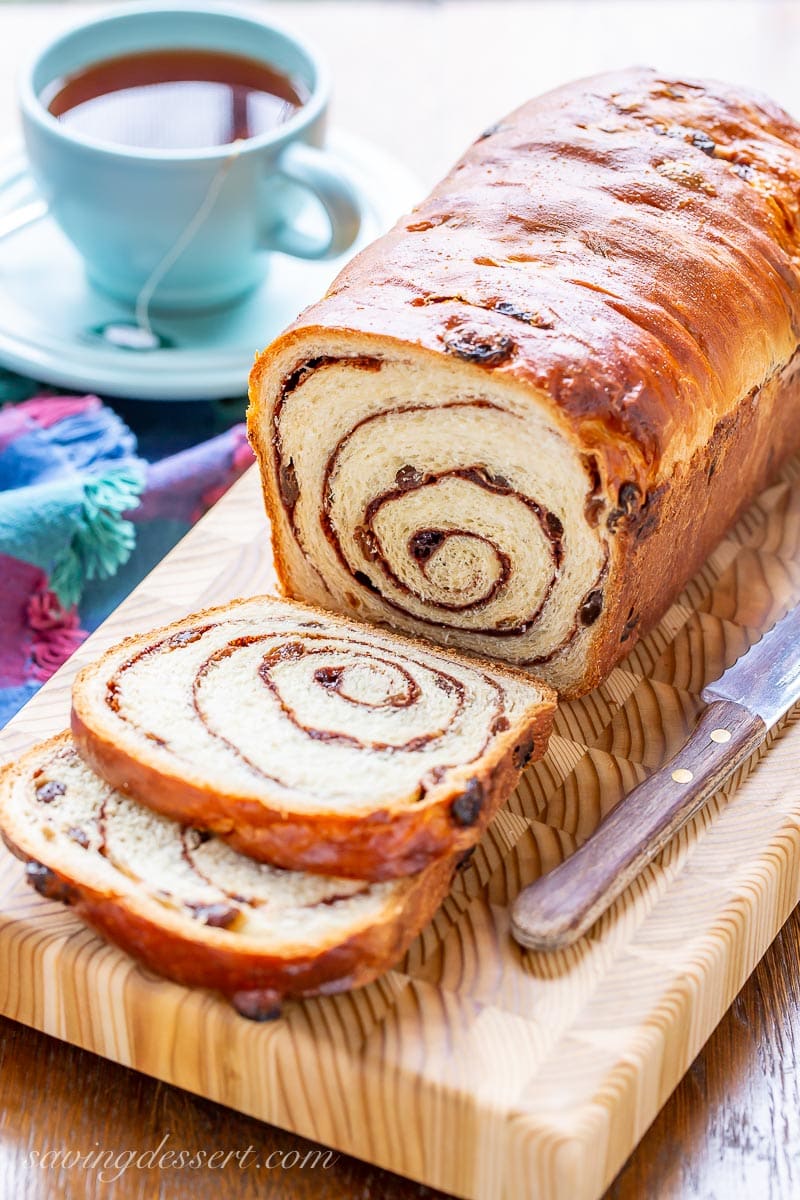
[16,394,101,430]
[27,587,87,682]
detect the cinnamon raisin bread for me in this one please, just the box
[71,596,556,879]
[0,734,455,1017]
[248,68,800,697]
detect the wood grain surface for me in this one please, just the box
[2,451,800,1200]
[5,922,800,1200]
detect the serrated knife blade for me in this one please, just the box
[511,601,800,952]
[702,602,800,727]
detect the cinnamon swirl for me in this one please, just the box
[70,596,556,879]
[0,734,456,1016]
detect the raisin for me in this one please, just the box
[512,739,536,770]
[395,464,423,491]
[608,482,643,531]
[279,459,300,510]
[579,590,604,626]
[442,323,514,365]
[451,779,484,826]
[691,131,716,156]
[189,902,239,929]
[494,300,554,329]
[315,666,345,689]
[35,780,66,804]
[546,512,564,538]
[231,989,283,1021]
[486,470,511,490]
[493,301,533,323]
[409,530,445,562]
[618,482,641,510]
[25,862,76,905]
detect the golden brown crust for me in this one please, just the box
[70,595,556,879]
[248,69,800,696]
[3,825,454,1007]
[601,352,800,667]
[72,705,552,878]
[255,69,800,480]
[0,734,456,1013]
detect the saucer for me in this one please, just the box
[0,134,421,400]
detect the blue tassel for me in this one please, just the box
[41,406,138,469]
[50,468,145,609]
[0,401,138,490]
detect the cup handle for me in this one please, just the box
[262,141,362,260]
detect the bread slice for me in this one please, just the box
[71,596,556,880]
[0,734,455,1017]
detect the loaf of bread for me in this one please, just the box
[249,68,800,697]
[71,596,555,879]
[0,734,456,1017]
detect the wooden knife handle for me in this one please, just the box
[510,700,767,951]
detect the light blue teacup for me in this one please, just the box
[19,2,362,311]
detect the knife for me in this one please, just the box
[511,602,800,952]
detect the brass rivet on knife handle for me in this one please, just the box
[510,700,768,952]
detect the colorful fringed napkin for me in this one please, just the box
[0,379,252,727]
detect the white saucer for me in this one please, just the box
[0,134,421,400]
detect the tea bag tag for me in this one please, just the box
[131,138,246,340]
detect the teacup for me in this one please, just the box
[19,2,362,311]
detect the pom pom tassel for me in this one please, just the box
[50,468,145,610]
[26,587,87,682]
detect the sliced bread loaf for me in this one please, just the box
[0,734,455,1016]
[71,596,556,879]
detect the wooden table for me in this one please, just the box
[2,3,800,1197]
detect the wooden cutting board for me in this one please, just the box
[2,457,800,1200]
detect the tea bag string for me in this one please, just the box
[134,138,245,336]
